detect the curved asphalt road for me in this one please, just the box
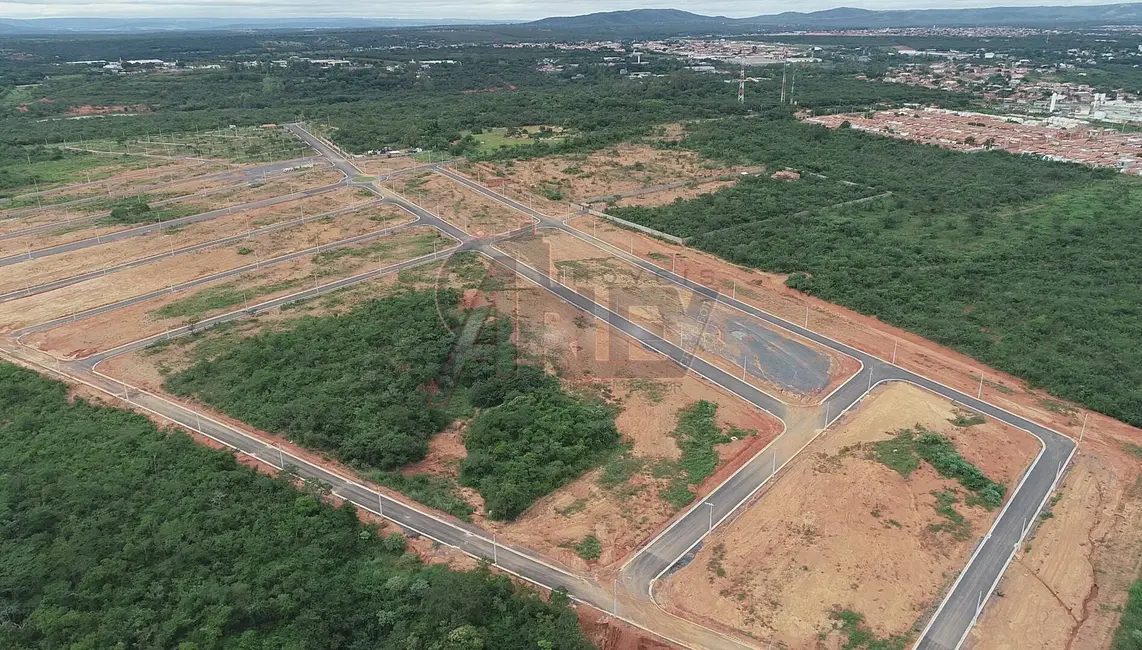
[8,123,1066,650]
[435,164,1076,650]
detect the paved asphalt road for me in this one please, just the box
[435,164,1077,650]
[4,124,1072,650]
[0,179,346,267]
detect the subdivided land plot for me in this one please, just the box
[19,226,449,359]
[0,204,416,330]
[658,382,1039,649]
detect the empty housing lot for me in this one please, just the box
[807,108,1142,172]
[0,124,1123,650]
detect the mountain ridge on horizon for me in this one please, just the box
[4,2,1142,35]
[526,2,1142,29]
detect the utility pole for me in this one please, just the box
[788,64,796,106]
[705,502,714,532]
[780,56,789,104]
[737,56,745,105]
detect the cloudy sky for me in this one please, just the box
[0,0,1118,20]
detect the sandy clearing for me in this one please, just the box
[0,168,346,255]
[357,156,429,176]
[22,227,448,358]
[0,205,415,330]
[466,143,758,212]
[658,382,1040,648]
[388,170,532,237]
[1,159,219,213]
[0,188,372,296]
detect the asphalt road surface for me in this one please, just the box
[434,164,1076,650]
[5,124,1072,650]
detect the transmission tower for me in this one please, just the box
[789,64,796,106]
[737,56,745,104]
[780,60,788,104]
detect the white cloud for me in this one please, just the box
[0,0,1118,21]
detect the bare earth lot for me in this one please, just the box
[0,204,415,330]
[0,168,346,255]
[21,227,447,358]
[967,429,1142,650]
[356,156,429,176]
[1,159,222,212]
[388,170,532,237]
[659,382,1040,648]
[466,143,759,213]
[0,167,255,236]
[0,188,372,296]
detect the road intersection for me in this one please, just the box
[0,124,1077,650]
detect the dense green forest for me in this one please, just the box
[0,41,966,158]
[165,290,619,520]
[612,116,1142,428]
[0,363,593,649]
[462,386,620,520]
[165,291,459,470]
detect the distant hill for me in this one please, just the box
[744,3,1142,28]
[527,9,730,29]
[527,2,1142,29]
[6,3,1142,35]
[0,16,505,35]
